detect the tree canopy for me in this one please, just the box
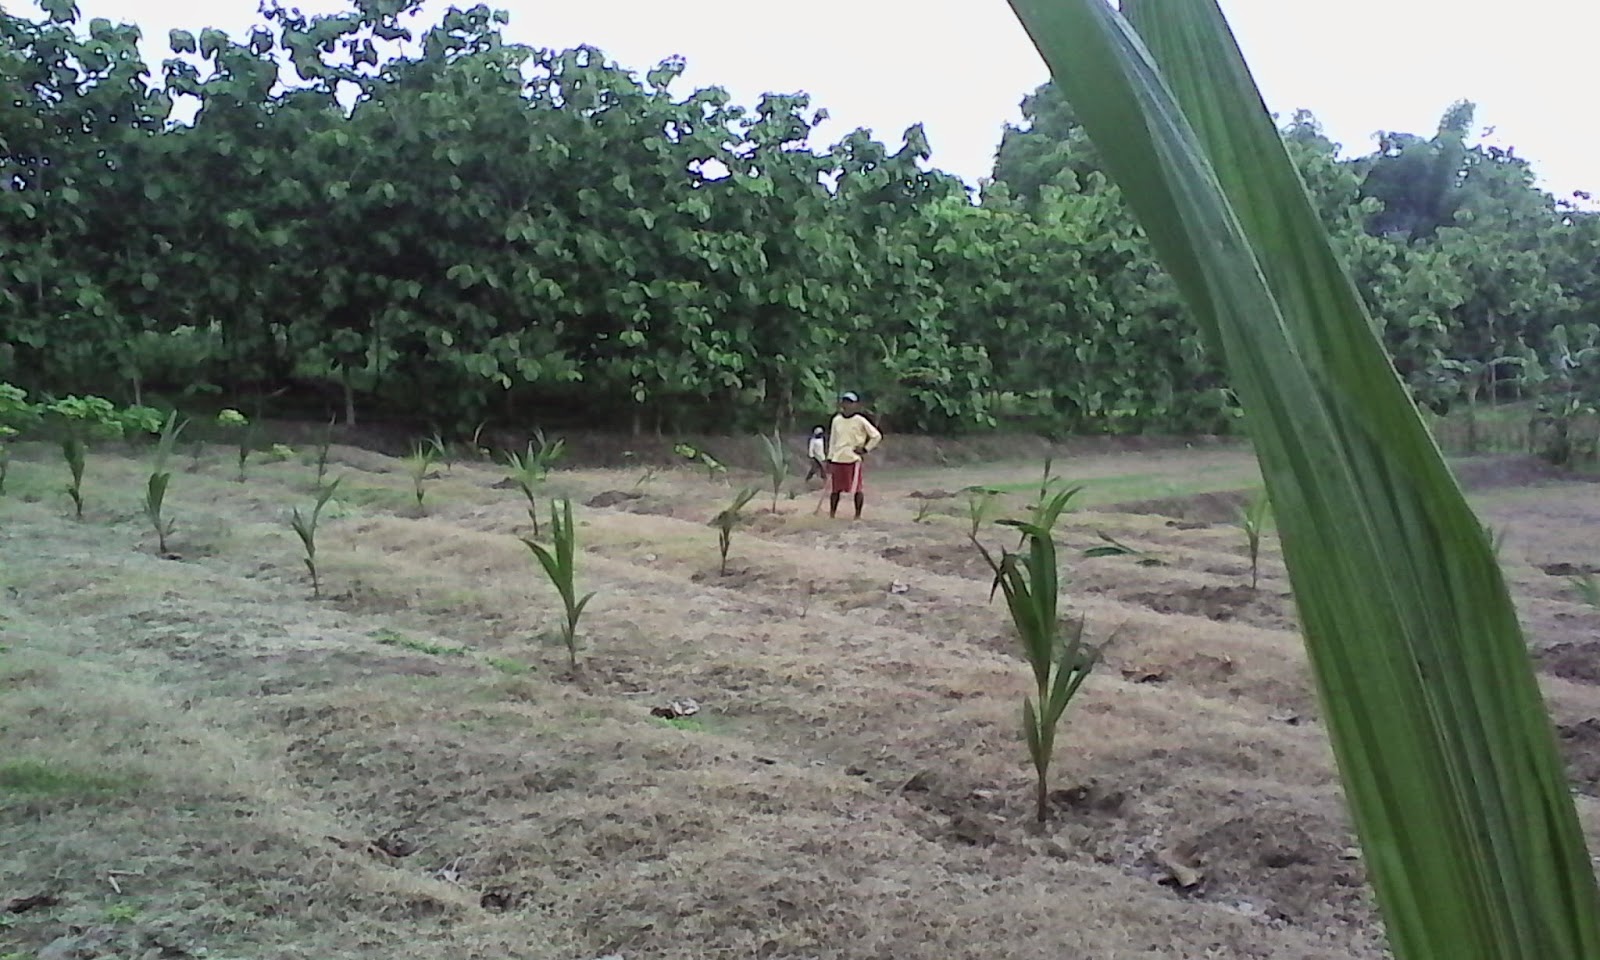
[2,0,1595,441]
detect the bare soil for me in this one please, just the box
[2,443,1598,960]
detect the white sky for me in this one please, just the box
[31,0,1600,200]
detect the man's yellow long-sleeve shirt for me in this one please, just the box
[827,414,882,464]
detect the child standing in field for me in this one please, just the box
[805,426,827,482]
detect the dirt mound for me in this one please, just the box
[1558,718,1600,795]
[1120,585,1296,632]
[1540,561,1600,577]
[1111,490,1251,525]
[1166,794,1368,928]
[1126,584,1256,620]
[586,490,643,508]
[880,542,987,580]
[1537,642,1600,684]
[1452,454,1581,491]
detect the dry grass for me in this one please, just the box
[2,441,1598,959]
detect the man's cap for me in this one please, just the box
[840,391,860,403]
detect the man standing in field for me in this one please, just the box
[826,391,882,520]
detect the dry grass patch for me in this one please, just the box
[2,444,1598,959]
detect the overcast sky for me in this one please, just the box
[35,0,1600,200]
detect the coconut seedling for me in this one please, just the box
[1011,0,1600,948]
[217,408,251,482]
[1023,480,1083,543]
[759,430,791,512]
[291,477,341,598]
[143,411,187,555]
[45,395,123,519]
[1572,573,1600,610]
[675,442,726,483]
[405,440,438,515]
[523,497,595,672]
[710,486,759,576]
[963,486,1000,542]
[428,431,453,474]
[469,421,490,460]
[504,429,566,537]
[1084,532,1165,566]
[312,416,335,491]
[976,519,1103,823]
[1239,489,1272,590]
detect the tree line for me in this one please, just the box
[2,0,1596,449]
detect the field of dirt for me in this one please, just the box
[2,439,1598,960]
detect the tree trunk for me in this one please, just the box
[342,373,357,427]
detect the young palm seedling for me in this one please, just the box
[963,486,1000,543]
[471,421,489,460]
[46,394,122,519]
[405,441,438,515]
[913,497,935,523]
[759,430,791,512]
[428,431,453,474]
[62,432,87,518]
[1084,532,1165,566]
[1239,489,1272,590]
[291,477,341,598]
[523,497,595,672]
[504,429,567,537]
[143,411,188,555]
[1571,573,1600,610]
[710,486,759,576]
[976,520,1103,824]
[1022,482,1084,544]
[675,442,726,483]
[217,408,251,482]
[312,416,335,491]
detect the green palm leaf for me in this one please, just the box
[1002,1,1600,957]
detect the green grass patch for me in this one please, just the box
[369,628,465,657]
[651,715,710,733]
[0,758,135,796]
[487,657,533,675]
[1076,473,1244,506]
[333,483,414,512]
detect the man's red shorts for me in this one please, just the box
[827,460,864,495]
